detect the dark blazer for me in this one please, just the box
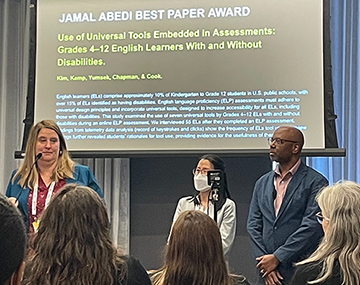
[247,161,328,284]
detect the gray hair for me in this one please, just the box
[297,181,360,285]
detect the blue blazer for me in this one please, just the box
[247,161,328,283]
[6,164,103,228]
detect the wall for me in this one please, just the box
[130,155,271,284]
[0,0,28,193]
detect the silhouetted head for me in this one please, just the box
[164,210,230,285]
[26,184,120,285]
[0,194,26,285]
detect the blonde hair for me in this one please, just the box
[296,181,360,285]
[13,120,74,188]
[152,210,232,285]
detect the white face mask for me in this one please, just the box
[193,173,211,192]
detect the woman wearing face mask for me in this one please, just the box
[169,154,236,256]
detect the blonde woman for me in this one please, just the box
[6,120,102,232]
[290,181,360,285]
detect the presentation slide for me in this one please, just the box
[35,0,325,152]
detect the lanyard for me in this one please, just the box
[32,181,56,216]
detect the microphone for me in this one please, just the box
[15,153,42,203]
[34,152,43,161]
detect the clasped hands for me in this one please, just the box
[256,254,283,285]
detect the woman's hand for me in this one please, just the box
[8,197,19,207]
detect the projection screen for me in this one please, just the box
[35,0,326,153]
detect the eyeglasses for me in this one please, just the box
[315,212,329,224]
[267,137,298,146]
[192,168,211,175]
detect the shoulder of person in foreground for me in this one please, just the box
[119,255,151,285]
[290,262,324,285]
[290,260,342,285]
[290,262,323,285]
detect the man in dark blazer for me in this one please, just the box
[247,126,328,285]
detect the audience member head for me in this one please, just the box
[0,194,26,285]
[297,181,360,285]
[268,126,304,164]
[14,120,74,187]
[24,184,124,285]
[193,154,231,200]
[153,210,231,285]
